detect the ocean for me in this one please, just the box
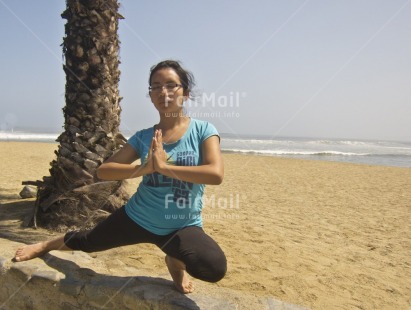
[1,130,410,168]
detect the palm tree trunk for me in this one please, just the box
[31,0,129,231]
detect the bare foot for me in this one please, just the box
[13,242,47,262]
[165,255,194,294]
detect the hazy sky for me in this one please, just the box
[1,0,410,141]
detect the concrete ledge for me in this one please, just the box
[0,239,308,309]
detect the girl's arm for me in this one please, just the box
[97,141,154,180]
[153,131,224,185]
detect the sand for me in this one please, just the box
[0,141,410,309]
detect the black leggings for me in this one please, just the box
[64,206,226,282]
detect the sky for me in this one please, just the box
[0,0,410,141]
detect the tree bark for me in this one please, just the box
[31,0,129,231]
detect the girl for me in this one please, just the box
[14,60,227,294]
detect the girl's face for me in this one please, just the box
[149,68,188,114]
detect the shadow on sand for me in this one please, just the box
[0,199,50,244]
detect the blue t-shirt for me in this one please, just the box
[125,118,219,235]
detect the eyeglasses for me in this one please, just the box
[148,83,183,93]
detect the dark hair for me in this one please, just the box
[149,60,195,94]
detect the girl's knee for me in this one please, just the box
[204,262,227,282]
[187,252,227,283]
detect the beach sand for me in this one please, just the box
[0,141,410,309]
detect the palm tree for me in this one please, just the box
[26,0,129,231]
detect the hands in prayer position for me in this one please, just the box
[142,129,167,175]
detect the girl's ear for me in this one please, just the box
[183,90,190,99]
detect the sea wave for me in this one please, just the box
[0,132,58,142]
[223,138,387,148]
[222,138,297,145]
[308,140,368,146]
[221,149,370,156]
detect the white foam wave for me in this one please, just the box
[308,140,368,146]
[222,148,369,156]
[0,132,58,142]
[222,138,296,145]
